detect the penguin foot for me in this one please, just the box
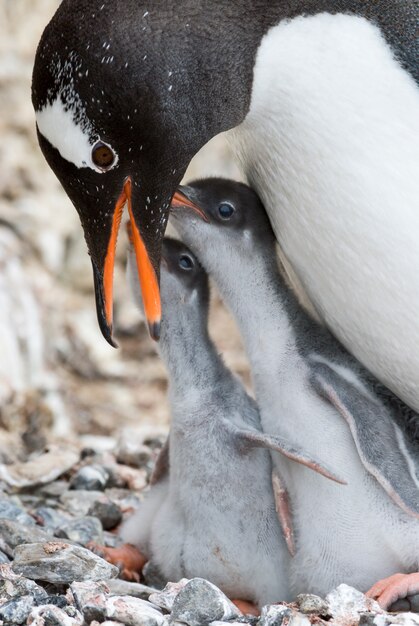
[231,599,259,616]
[87,542,147,582]
[366,573,419,610]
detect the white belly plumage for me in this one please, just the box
[228,12,419,410]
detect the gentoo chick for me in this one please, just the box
[171,179,419,609]
[121,237,343,607]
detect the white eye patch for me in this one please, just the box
[35,97,118,173]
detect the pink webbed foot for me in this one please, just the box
[366,572,419,610]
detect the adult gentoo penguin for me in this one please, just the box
[32,2,419,407]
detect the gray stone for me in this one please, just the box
[39,481,69,499]
[87,498,122,530]
[60,490,105,517]
[0,549,10,563]
[170,578,241,626]
[0,595,35,624]
[28,604,84,626]
[368,614,419,626]
[55,516,103,546]
[38,595,69,608]
[390,594,419,614]
[116,440,152,469]
[12,541,118,583]
[149,580,189,611]
[106,579,159,601]
[258,603,292,626]
[326,584,383,622]
[104,596,167,626]
[0,447,79,489]
[70,580,109,613]
[0,498,36,525]
[70,466,109,491]
[288,615,311,626]
[296,593,329,615]
[0,564,48,602]
[0,518,52,549]
[70,585,167,626]
[34,506,70,530]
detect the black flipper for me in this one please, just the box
[310,361,419,518]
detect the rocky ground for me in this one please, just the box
[0,436,417,626]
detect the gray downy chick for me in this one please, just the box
[122,237,343,606]
[170,178,419,600]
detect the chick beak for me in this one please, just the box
[171,187,209,221]
[98,177,162,345]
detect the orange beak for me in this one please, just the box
[102,177,161,343]
[171,189,209,221]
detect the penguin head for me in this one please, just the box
[170,178,277,271]
[32,1,254,346]
[128,236,209,337]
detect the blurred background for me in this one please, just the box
[0,0,250,459]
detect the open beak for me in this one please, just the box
[97,177,161,345]
[170,187,209,222]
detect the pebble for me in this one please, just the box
[28,604,84,626]
[0,519,53,549]
[149,579,190,612]
[258,603,292,626]
[105,579,159,601]
[34,506,70,530]
[55,516,103,546]
[296,593,329,615]
[326,584,383,622]
[0,447,79,490]
[12,541,119,583]
[70,580,109,612]
[105,596,167,626]
[70,465,109,492]
[0,549,10,563]
[115,439,152,469]
[364,614,419,626]
[170,578,241,626]
[0,498,36,526]
[60,491,106,517]
[390,595,419,614]
[70,583,167,626]
[38,481,69,499]
[0,564,48,602]
[0,594,35,624]
[87,498,122,530]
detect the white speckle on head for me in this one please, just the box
[36,97,118,172]
[143,10,149,17]
[168,84,173,92]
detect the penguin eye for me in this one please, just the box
[218,202,235,220]
[91,141,115,170]
[178,254,194,271]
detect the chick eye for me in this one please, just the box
[92,141,115,170]
[218,202,234,219]
[178,254,194,271]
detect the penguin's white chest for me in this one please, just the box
[228,13,419,410]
